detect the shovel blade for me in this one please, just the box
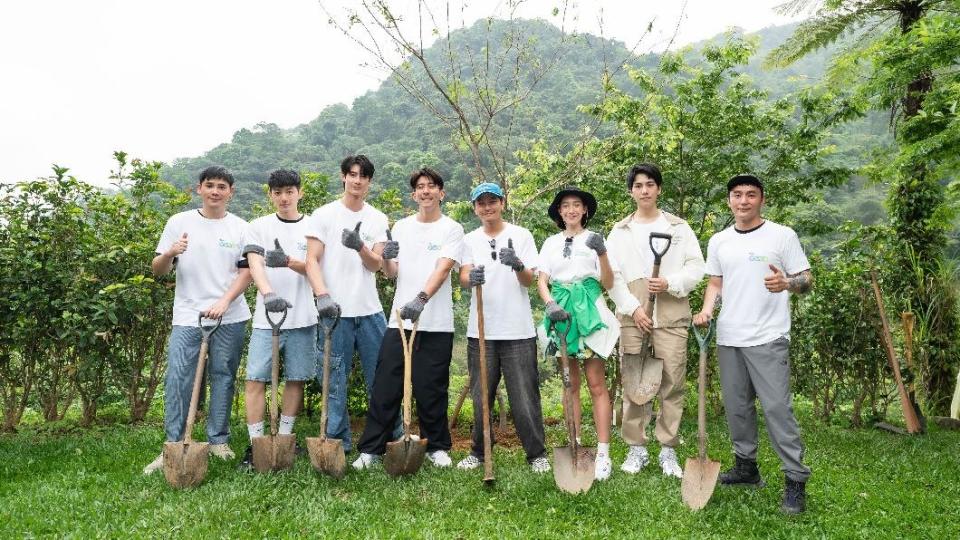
[251,434,297,473]
[553,446,595,494]
[383,437,428,477]
[163,441,209,489]
[623,355,663,405]
[681,457,721,510]
[306,436,346,479]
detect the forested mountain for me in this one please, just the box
[162,18,888,215]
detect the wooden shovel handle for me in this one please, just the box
[319,326,333,439]
[183,337,209,445]
[697,349,708,460]
[476,286,494,481]
[270,328,280,436]
[395,309,418,437]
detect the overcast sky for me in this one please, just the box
[0,1,804,185]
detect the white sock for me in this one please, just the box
[247,421,264,439]
[597,442,610,457]
[278,415,296,435]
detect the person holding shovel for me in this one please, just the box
[236,169,317,469]
[143,166,252,475]
[537,186,620,481]
[304,155,391,454]
[693,174,813,515]
[606,163,705,478]
[455,182,550,474]
[353,167,464,470]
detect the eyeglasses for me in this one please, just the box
[562,237,573,259]
[489,239,497,261]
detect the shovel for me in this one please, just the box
[623,232,673,405]
[475,284,495,485]
[552,320,595,494]
[163,314,220,489]
[384,309,427,477]
[681,319,721,510]
[307,307,346,478]
[251,307,297,472]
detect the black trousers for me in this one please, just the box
[357,328,453,454]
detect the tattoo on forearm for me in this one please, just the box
[787,272,812,294]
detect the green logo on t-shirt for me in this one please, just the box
[427,242,441,251]
[219,239,241,250]
[748,252,770,262]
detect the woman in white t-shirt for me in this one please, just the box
[537,186,620,481]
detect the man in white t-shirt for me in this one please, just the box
[607,163,705,479]
[304,155,391,453]
[143,166,252,475]
[694,174,813,515]
[353,167,464,470]
[454,182,549,474]
[236,169,317,469]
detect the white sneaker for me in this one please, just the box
[659,446,683,479]
[352,453,381,470]
[530,456,551,473]
[209,444,235,460]
[142,453,164,475]
[457,455,481,470]
[427,450,452,468]
[621,445,650,474]
[595,454,613,481]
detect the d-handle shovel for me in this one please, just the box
[551,320,595,494]
[383,309,427,477]
[475,284,495,485]
[624,232,673,405]
[251,307,297,472]
[307,306,346,479]
[681,319,721,510]
[164,314,221,489]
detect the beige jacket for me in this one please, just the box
[606,211,705,328]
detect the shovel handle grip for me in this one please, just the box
[265,306,288,333]
[198,314,222,340]
[648,232,672,264]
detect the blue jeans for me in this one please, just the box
[164,321,246,445]
[318,312,389,452]
[246,325,319,382]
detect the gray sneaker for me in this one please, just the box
[352,453,381,470]
[457,455,481,470]
[621,445,649,474]
[530,456,551,473]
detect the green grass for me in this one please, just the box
[2,403,959,539]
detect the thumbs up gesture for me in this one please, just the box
[342,221,364,252]
[168,232,189,257]
[265,238,290,268]
[382,228,399,260]
[498,238,524,272]
[764,263,789,293]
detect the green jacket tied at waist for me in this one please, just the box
[543,277,607,355]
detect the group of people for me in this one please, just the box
[143,155,813,514]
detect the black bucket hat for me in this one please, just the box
[547,186,598,229]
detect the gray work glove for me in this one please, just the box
[545,301,570,322]
[314,293,340,319]
[382,229,399,260]
[263,292,292,312]
[342,221,364,252]
[400,292,428,322]
[498,238,524,272]
[585,232,607,256]
[265,239,289,268]
[468,265,485,287]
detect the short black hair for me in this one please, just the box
[198,166,234,186]
[408,167,444,190]
[341,155,375,179]
[627,163,662,190]
[727,174,764,196]
[268,169,300,190]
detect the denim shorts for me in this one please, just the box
[246,325,318,382]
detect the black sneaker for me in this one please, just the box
[295,443,307,457]
[719,455,765,487]
[237,446,253,471]
[781,476,807,514]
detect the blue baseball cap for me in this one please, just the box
[470,182,504,202]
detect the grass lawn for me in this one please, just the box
[2,400,958,539]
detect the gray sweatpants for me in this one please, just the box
[717,337,811,482]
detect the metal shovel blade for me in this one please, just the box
[306,436,346,479]
[383,436,428,477]
[681,456,721,510]
[250,434,296,473]
[623,355,663,405]
[553,446,595,494]
[163,441,209,489]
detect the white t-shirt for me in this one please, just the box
[624,213,671,278]
[156,210,251,327]
[462,223,538,340]
[538,230,602,283]
[306,199,389,317]
[387,214,464,332]
[247,214,317,330]
[705,220,810,347]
